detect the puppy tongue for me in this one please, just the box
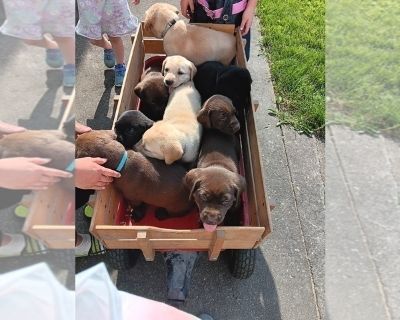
[203,223,217,232]
[168,86,174,94]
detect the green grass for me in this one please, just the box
[326,0,400,137]
[258,0,325,135]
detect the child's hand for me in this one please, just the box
[0,121,26,137]
[240,7,255,36]
[0,157,72,190]
[181,0,194,19]
[75,157,121,190]
[132,0,140,5]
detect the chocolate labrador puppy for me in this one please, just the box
[76,130,192,218]
[134,68,169,121]
[197,95,240,135]
[115,110,154,149]
[0,130,74,189]
[185,129,245,232]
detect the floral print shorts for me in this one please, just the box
[76,0,139,40]
[0,0,75,40]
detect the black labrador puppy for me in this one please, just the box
[114,110,154,149]
[194,61,252,111]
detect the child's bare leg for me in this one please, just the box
[53,36,75,65]
[89,34,112,49]
[23,34,58,49]
[109,36,124,64]
[53,36,75,86]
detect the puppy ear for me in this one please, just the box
[233,174,246,208]
[161,59,167,76]
[161,141,184,165]
[189,61,197,80]
[184,169,201,200]
[134,83,142,98]
[197,108,212,128]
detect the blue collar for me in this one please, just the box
[115,151,128,172]
[65,160,75,172]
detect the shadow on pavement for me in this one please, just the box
[115,249,282,320]
[86,69,115,129]
[17,70,64,130]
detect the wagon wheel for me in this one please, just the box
[105,249,140,271]
[227,249,256,279]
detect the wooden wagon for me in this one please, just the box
[89,23,272,276]
[20,90,75,249]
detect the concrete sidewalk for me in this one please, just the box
[75,1,325,319]
[326,126,399,320]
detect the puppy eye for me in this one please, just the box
[199,193,208,201]
[178,71,184,75]
[165,68,169,72]
[221,196,231,204]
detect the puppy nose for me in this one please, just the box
[165,79,173,86]
[230,121,240,133]
[203,211,222,223]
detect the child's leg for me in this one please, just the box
[89,34,112,50]
[109,36,125,65]
[109,36,126,86]
[53,36,75,65]
[23,34,64,68]
[53,36,75,86]
[89,35,115,68]
[23,34,58,49]
[243,31,251,61]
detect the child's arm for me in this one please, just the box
[181,0,195,19]
[240,0,258,35]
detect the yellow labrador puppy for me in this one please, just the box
[136,56,202,165]
[144,3,236,66]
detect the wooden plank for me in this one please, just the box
[112,24,144,129]
[208,230,225,260]
[239,132,259,227]
[58,89,75,130]
[101,238,258,251]
[235,29,272,239]
[142,21,235,37]
[90,186,114,239]
[144,38,165,54]
[137,231,155,261]
[233,30,260,227]
[95,225,264,240]
[235,28,247,68]
[247,103,272,239]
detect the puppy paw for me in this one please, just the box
[155,208,170,220]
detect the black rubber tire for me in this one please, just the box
[105,249,140,270]
[228,249,256,279]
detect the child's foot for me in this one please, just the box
[45,48,64,68]
[104,49,115,68]
[63,64,75,87]
[115,63,126,87]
